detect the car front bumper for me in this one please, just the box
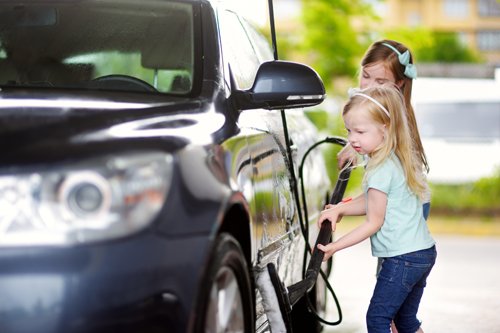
[0,231,210,333]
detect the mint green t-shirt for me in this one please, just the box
[364,155,435,257]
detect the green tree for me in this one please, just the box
[384,28,484,63]
[299,0,372,77]
[383,26,435,56]
[415,32,484,63]
[272,0,377,92]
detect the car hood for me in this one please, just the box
[0,90,227,166]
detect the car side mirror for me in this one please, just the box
[231,61,326,111]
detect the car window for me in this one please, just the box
[218,10,261,90]
[416,102,500,139]
[0,0,199,94]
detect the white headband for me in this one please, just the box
[353,93,390,118]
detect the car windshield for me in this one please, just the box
[416,102,500,140]
[0,0,198,94]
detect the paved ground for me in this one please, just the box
[323,233,500,333]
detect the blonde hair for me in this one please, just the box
[343,86,427,201]
[361,39,429,174]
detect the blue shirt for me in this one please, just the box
[364,155,435,257]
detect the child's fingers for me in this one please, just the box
[318,210,338,228]
[318,212,325,227]
[318,217,336,232]
[317,243,335,262]
[318,214,330,228]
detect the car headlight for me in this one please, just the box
[0,152,173,247]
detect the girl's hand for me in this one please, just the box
[318,207,341,231]
[337,143,358,169]
[317,243,336,262]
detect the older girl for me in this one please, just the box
[338,39,431,220]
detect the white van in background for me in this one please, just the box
[412,68,500,184]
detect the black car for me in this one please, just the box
[0,1,342,332]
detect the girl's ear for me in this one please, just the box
[397,79,405,89]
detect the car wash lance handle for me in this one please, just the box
[286,161,351,306]
[286,218,332,306]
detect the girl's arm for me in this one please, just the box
[317,188,387,262]
[319,194,367,228]
[325,192,366,210]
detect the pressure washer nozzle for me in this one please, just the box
[342,197,353,203]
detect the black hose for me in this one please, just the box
[266,0,346,326]
[297,136,352,326]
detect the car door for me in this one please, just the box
[215,5,339,331]
[218,6,301,292]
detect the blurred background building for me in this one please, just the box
[381,0,500,65]
[254,0,500,70]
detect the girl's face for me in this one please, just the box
[359,62,404,89]
[344,106,385,156]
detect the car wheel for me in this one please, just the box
[194,233,254,333]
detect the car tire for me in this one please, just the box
[194,233,254,333]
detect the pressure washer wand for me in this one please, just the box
[260,220,332,332]
[288,162,352,310]
[261,220,332,332]
[287,220,332,306]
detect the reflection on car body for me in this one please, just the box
[0,0,332,332]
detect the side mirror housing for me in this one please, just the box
[232,61,326,111]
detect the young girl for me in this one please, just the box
[337,39,431,221]
[318,86,436,333]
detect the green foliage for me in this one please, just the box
[271,0,377,92]
[474,167,500,201]
[298,0,371,78]
[383,26,435,54]
[429,166,500,214]
[415,32,484,63]
[383,28,484,63]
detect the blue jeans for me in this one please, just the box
[367,245,437,333]
[376,204,431,276]
[422,202,431,221]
